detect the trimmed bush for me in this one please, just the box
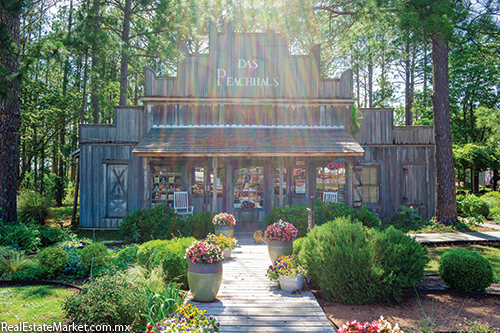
[119,203,180,243]
[182,211,216,239]
[63,273,144,327]
[150,237,196,288]
[80,243,109,274]
[439,249,494,292]
[264,205,309,237]
[456,194,490,219]
[293,237,306,255]
[314,199,380,229]
[37,247,68,278]
[0,222,41,252]
[136,240,169,267]
[17,190,50,225]
[113,244,139,269]
[301,217,428,304]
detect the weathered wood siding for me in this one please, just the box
[356,108,394,145]
[394,126,435,144]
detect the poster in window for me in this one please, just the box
[296,180,306,194]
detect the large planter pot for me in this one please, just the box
[187,262,223,302]
[223,247,232,259]
[214,225,234,238]
[240,209,255,223]
[279,274,304,293]
[267,240,293,263]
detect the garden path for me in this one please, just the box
[187,232,336,333]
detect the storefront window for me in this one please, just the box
[191,166,223,196]
[316,161,346,203]
[152,166,182,207]
[361,166,379,203]
[293,168,306,195]
[233,166,264,209]
[274,168,287,195]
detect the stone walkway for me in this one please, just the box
[411,230,500,244]
[187,232,335,333]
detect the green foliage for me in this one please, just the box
[453,144,496,172]
[139,283,184,329]
[9,260,46,280]
[17,190,50,225]
[384,206,428,232]
[371,227,429,299]
[314,199,381,229]
[36,247,68,278]
[456,194,490,220]
[80,243,109,275]
[301,217,428,304]
[292,237,306,255]
[136,240,170,267]
[113,245,139,270]
[38,226,70,247]
[264,205,309,237]
[0,251,35,280]
[149,238,196,288]
[0,222,41,252]
[439,249,494,292]
[63,248,84,277]
[119,203,181,243]
[181,211,216,239]
[481,191,500,221]
[63,273,144,327]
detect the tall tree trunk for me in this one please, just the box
[119,0,131,105]
[91,0,101,123]
[368,55,373,108]
[0,7,21,223]
[40,143,45,195]
[356,67,360,108]
[405,40,413,125]
[432,36,457,225]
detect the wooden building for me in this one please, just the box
[79,22,436,229]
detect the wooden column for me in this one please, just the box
[346,157,354,207]
[279,157,284,207]
[142,157,150,208]
[212,157,218,212]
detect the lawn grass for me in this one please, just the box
[426,245,500,281]
[0,285,75,325]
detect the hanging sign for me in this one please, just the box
[327,160,344,170]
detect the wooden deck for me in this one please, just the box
[187,232,336,333]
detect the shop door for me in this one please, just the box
[291,167,308,207]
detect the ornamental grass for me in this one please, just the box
[212,213,236,227]
[266,254,310,282]
[184,241,225,264]
[204,234,238,250]
[146,303,220,333]
[264,219,298,242]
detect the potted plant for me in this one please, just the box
[212,212,236,238]
[264,219,298,263]
[266,254,310,293]
[205,233,238,258]
[240,200,255,223]
[184,241,225,302]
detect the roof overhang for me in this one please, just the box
[132,126,364,157]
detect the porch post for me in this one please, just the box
[346,157,354,207]
[212,157,218,212]
[142,157,150,208]
[279,157,284,207]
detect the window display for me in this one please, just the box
[152,166,182,207]
[316,161,346,203]
[233,166,264,209]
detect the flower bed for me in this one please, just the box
[184,241,225,264]
[212,213,236,227]
[266,254,310,282]
[204,234,238,250]
[264,220,298,242]
[146,303,220,333]
[338,316,403,333]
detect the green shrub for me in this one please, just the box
[439,249,494,292]
[10,260,46,280]
[293,237,306,255]
[301,217,428,304]
[119,203,181,243]
[0,222,41,252]
[17,190,50,224]
[456,194,490,219]
[149,237,196,288]
[371,227,429,299]
[383,206,427,232]
[37,247,68,278]
[113,244,139,269]
[136,240,169,267]
[64,248,84,277]
[314,199,381,229]
[264,205,309,237]
[80,243,109,275]
[63,273,145,327]
[182,211,216,239]
[39,226,70,247]
[0,251,36,280]
[482,191,500,220]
